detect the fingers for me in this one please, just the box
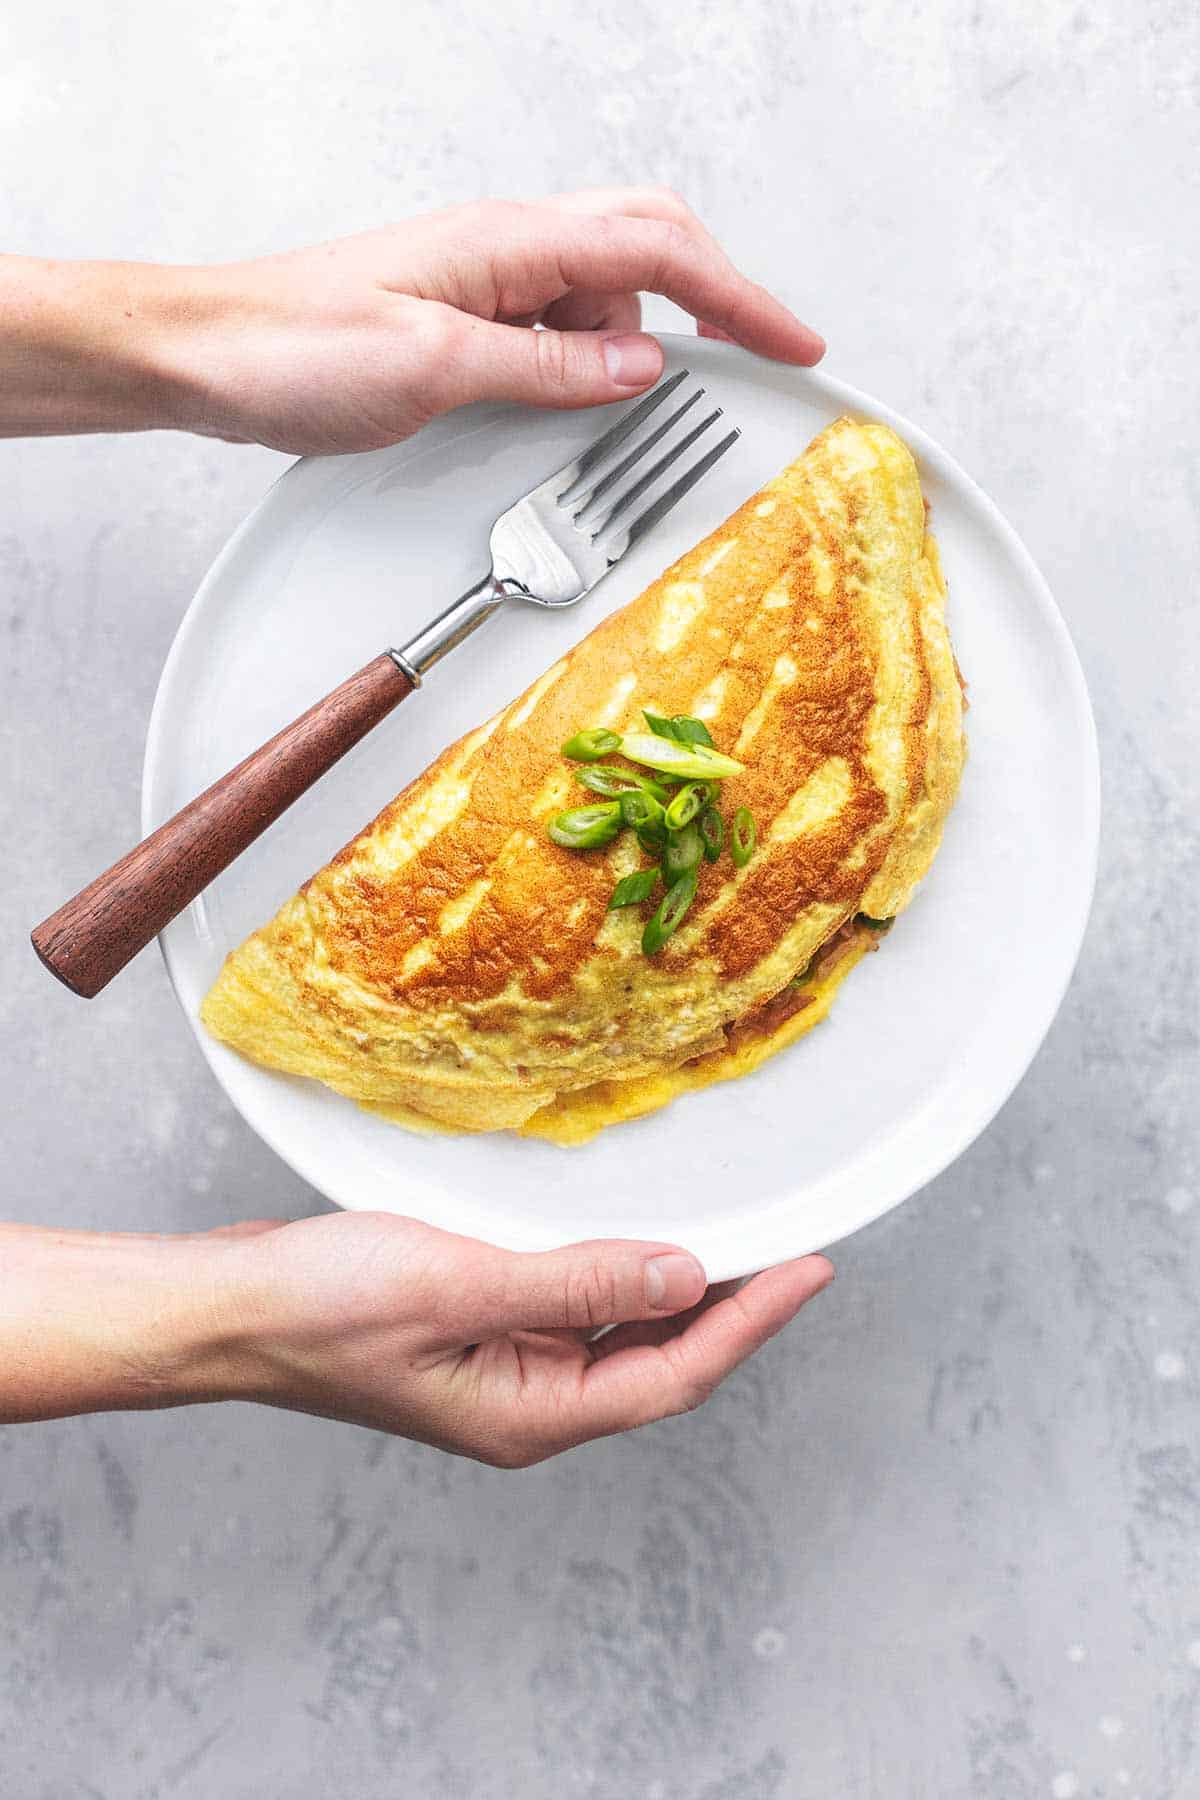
[449,1237,708,1337]
[542,184,730,263]
[419,303,666,410]
[520,194,824,364]
[573,1255,834,1439]
[539,190,703,348]
[697,320,739,345]
[540,287,642,336]
[389,191,822,423]
[586,1276,743,1359]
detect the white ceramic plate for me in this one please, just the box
[145,337,1099,1281]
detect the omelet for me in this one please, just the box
[201,417,966,1140]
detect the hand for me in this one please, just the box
[175,186,824,453]
[0,1216,832,1463]
[0,188,823,451]
[226,1211,833,1464]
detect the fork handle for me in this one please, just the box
[396,571,510,679]
[31,651,414,998]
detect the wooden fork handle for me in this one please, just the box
[31,651,414,999]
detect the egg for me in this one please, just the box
[200,419,965,1141]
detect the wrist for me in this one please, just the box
[0,1225,261,1421]
[0,256,221,437]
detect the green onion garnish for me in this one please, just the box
[575,764,670,803]
[662,822,703,882]
[620,790,665,831]
[857,914,893,930]
[663,782,707,831]
[636,819,668,853]
[609,869,658,909]
[642,710,713,747]
[551,714,754,954]
[548,802,623,849]
[729,806,757,867]
[561,728,622,762]
[620,733,744,782]
[698,805,724,862]
[642,870,698,955]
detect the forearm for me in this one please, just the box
[0,256,211,437]
[0,1223,252,1422]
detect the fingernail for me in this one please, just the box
[603,333,663,390]
[645,1252,705,1312]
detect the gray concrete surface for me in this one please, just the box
[2,1,1198,1795]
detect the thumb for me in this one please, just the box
[466,1239,708,1335]
[432,310,665,412]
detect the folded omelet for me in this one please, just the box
[201,417,965,1140]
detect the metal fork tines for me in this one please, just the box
[553,369,739,559]
[32,369,742,1000]
[394,370,739,681]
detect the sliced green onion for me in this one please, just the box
[698,805,725,862]
[671,715,713,747]
[620,789,665,830]
[642,870,698,955]
[790,953,817,987]
[561,728,622,762]
[662,822,703,882]
[608,868,658,910]
[729,806,757,867]
[857,913,893,931]
[620,732,745,782]
[548,802,622,849]
[663,782,707,831]
[642,710,714,747]
[636,819,668,853]
[575,763,670,802]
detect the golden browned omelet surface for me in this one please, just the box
[201,417,966,1136]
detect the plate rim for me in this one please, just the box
[143,338,1101,1277]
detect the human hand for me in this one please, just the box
[0,1213,830,1460]
[164,186,824,453]
[0,189,822,450]
[224,1211,833,1465]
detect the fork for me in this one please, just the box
[32,370,740,997]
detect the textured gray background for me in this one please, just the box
[2,1,1198,1795]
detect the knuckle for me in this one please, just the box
[647,183,691,219]
[533,328,576,396]
[679,1376,716,1415]
[428,305,468,363]
[397,296,461,369]
[645,219,695,287]
[467,196,535,253]
[574,210,621,264]
[454,196,514,232]
[661,1343,719,1416]
[566,1259,618,1329]
[653,218,691,259]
